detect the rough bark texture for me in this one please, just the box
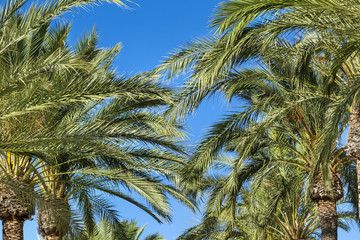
[347,101,360,219]
[317,199,337,240]
[43,235,61,240]
[310,174,343,240]
[0,184,33,219]
[38,203,70,240]
[310,174,343,201]
[2,216,25,240]
[38,209,62,240]
[0,183,34,240]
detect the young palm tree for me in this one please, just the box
[178,165,324,240]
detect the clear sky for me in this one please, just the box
[1,0,360,239]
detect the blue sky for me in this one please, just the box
[2,0,360,238]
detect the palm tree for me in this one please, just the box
[0,18,193,240]
[4,7,193,240]
[160,0,360,222]
[158,36,356,239]
[0,0,195,239]
[178,165,324,240]
[181,114,350,240]
[34,84,193,239]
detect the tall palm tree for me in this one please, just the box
[0,0,194,239]
[158,37,356,239]
[159,0,360,221]
[7,6,193,240]
[0,17,193,240]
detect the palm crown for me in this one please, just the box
[0,0,196,239]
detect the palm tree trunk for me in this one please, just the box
[38,205,69,240]
[347,102,360,219]
[310,174,343,240]
[43,236,61,240]
[37,209,62,240]
[0,183,34,240]
[2,216,25,240]
[317,199,337,240]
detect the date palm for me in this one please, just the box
[159,36,355,239]
[178,164,325,240]
[9,7,192,240]
[1,18,193,240]
[0,0,193,239]
[34,89,192,239]
[160,0,360,222]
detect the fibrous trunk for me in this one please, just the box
[38,209,63,240]
[0,183,34,240]
[317,199,337,240]
[38,203,70,240]
[2,217,25,240]
[347,101,360,219]
[43,235,61,240]
[310,174,343,240]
